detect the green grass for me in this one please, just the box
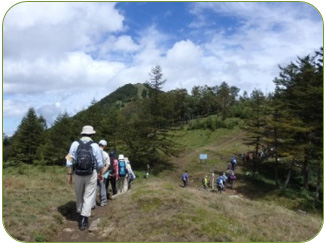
[3,125,323,242]
[3,165,75,242]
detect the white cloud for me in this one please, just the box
[3,99,30,118]
[3,52,126,94]
[2,2,323,135]
[186,2,323,92]
[4,2,124,60]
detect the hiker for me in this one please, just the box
[216,176,224,194]
[97,140,110,207]
[117,154,128,194]
[230,156,237,170]
[66,125,104,231]
[245,152,250,161]
[125,157,136,190]
[108,151,119,197]
[221,173,228,188]
[229,172,236,189]
[182,170,189,188]
[202,175,209,189]
[227,162,232,170]
[226,169,234,183]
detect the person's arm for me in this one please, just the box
[67,165,73,184]
[92,143,104,180]
[66,142,78,184]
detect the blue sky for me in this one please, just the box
[1,1,323,136]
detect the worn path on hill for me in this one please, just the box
[51,131,247,242]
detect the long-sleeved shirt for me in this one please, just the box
[109,158,119,179]
[182,173,188,181]
[66,136,104,169]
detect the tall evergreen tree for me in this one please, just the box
[216,82,239,120]
[39,112,75,165]
[143,65,181,163]
[12,108,46,164]
[273,51,323,190]
[243,90,267,171]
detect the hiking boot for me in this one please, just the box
[79,216,89,231]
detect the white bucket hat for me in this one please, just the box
[81,125,96,135]
[118,154,124,160]
[99,140,107,146]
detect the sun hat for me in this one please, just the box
[118,154,124,160]
[81,125,96,135]
[99,140,107,146]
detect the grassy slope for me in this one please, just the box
[3,127,323,242]
[95,128,321,242]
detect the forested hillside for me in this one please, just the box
[3,49,323,203]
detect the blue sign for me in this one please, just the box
[199,154,208,160]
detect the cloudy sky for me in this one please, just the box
[2,1,323,136]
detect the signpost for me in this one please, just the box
[199,154,208,163]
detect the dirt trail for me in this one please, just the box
[52,203,107,242]
[51,131,246,242]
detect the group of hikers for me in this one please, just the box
[182,156,238,194]
[66,125,136,231]
[66,125,241,231]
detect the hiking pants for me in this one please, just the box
[74,170,97,217]
[182,179,187,187]
[117,176,126,194]
[108,176,117,195]
[98,179,107,204]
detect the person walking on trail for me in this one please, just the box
[229,172,236,189]
[227,169,234,183]
[125,157,136,190]
[230,156,237,171]
[108,151,119,197]
[98,140,110,207]
[221,173,228,188]
[117,154,128,194]
[216,176,224,194]
[182,171,189,188]
[202,175,209,189]
[66,125,104,231]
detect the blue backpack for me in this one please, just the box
[118,160,127,177]
[217,177,223,185]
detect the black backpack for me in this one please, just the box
[74,140,95,176]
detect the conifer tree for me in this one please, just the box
[273,51,323,190]
[39,112,74,165]
[12,108,46,164]
[143,65,181,163]
[243,89,267,171]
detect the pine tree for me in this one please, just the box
[12,108,46,164]
[273,50,323,191]
[39,112,75,165]
[143,65,181,163]
[243,90,267,172]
